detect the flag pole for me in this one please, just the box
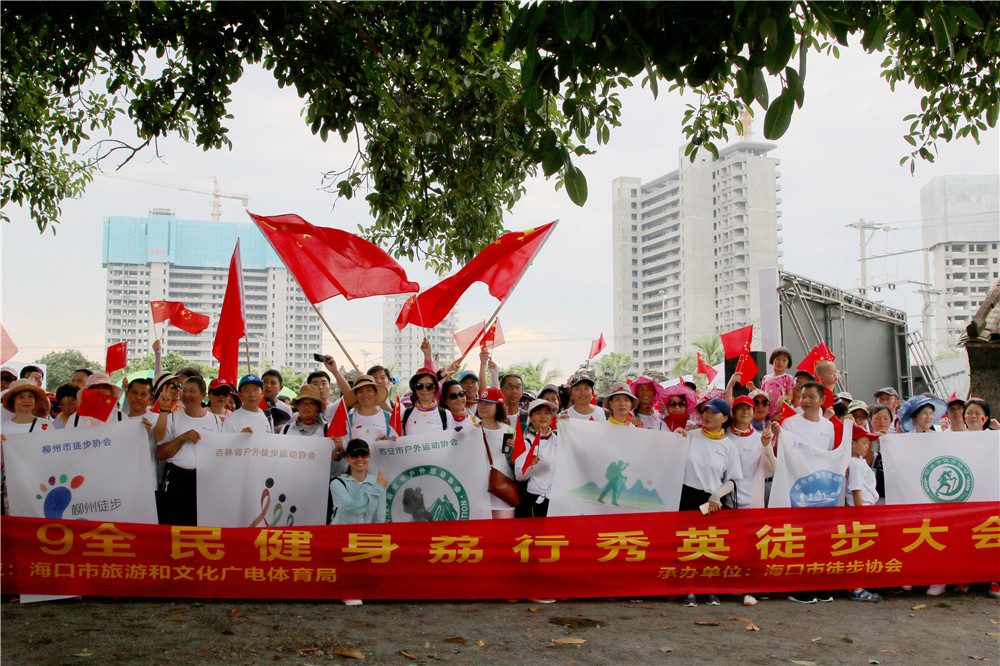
[451,219,560,369]
[310,303,361,373]
[243,336,252,374]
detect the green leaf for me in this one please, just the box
[952,5,983,30]
[579,8,595,41]
[564,164,588,206]
[752,68,769,109]
[763,89,795,139]
[645,61,659,99]
[986,103,999,129]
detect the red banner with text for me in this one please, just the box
[2,503,998,599]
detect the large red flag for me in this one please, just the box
[77,388,118,422]
[697,352,718,383]
[150,301,210,334]
[735,351,758,386]
[589,333,606,359]
[327,399,349,438]
[720,324,753,359]
[212,241,246,386]
[797,342,836,375]
[0,324,17,364]
[396,222,558,329]
[249,212,419,303]
[105,342,127,373]
[150,301,182,324]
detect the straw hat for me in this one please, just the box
[346,374,389,408]
[291,384,327,412]
[2,379,48,411]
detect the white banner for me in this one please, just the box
[549,420,690,516]
[881,430,1000,505]
[770,431,851,508]
[3,422,157,523]
[371,427,492,523]
[196,433,333,528]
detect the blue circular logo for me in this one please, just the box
[789,470,845,507]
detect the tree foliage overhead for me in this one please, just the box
[34,349,103,392]
[3,1,997,269]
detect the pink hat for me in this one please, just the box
[662,383,698,416]
[630,377,666,407]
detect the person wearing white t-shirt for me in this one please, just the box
[780,381,852,452]
[221,375,273,434]
[560,373,607,422]
[845,426,882,602]
[155,376,223,525]
[66,372,126,428]
[403,371,454,436]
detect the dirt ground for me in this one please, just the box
[2,590,998,664]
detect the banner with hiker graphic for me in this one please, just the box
[370,427,492,523]
[3,422,158,523]
[769,430,852,509]
[549,420,690,516]
[880,430,1000,505]
[196,433,334,528]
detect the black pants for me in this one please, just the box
[520,491,549,517]
[160,463,197,526]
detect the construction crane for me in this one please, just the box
[99,173,249,221]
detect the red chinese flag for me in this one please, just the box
[453,321,486,357]
[396,222,558,329]
[482,319,505,351]
[77,388,117,422]
[796,347,818,375]
[815,342,836,364]
[512,421,536,475]
[0,324,17,364]
[589,333,606,359]
[779,401,797,424]
[735,351,758,386]
[390,397,402,436]
[212,241,246,387]
[720,324,753,359]
[170,305,210,334]
[150,300,181,324]
[697,352,718,383]
[327,399,349,438]
[105,342,127,373]
[249,212,419,303]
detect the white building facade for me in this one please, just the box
[920,175,1000,356]
[612,141,782,373]
[103,210,321,369]
[382,294,459,380]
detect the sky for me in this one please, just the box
[2,37,998,383]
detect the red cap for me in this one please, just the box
[731,395,754,411]
[208,378,234,392]
[477,387,504,404]
[851,424,880,441]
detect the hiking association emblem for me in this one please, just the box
[789,470,845,507]
[385,465,470,523]
[921,456,973,503]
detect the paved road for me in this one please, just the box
[2,591,998,664]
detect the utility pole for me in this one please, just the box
[846,218,888,296]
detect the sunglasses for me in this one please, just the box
[667,400,687,407]
[166,383,182,390]
[347,452,370,459]
[414,383,436,391]
[753,399,770,406]
[447,391,466,399]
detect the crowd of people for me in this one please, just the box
[1,338,997,606]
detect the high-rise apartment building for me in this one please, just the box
[102,209,322,369]
[382,294,459,380]
[612,140,782,373]
[920,175,1000,356]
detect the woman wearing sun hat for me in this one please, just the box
[1,379,51,437]
[660,382,698,432]
[344,374,396,443]
[606,383,640,427]
[68,372,125,428]
[279,385,328,437]
[630,377,666,430]
[897,395,948,433]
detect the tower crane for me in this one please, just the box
[99,173,248,221]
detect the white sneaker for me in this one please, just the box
[743,594,758,606]
[528,598,556,604]
[925,584,946,596]
[341,599,363,606]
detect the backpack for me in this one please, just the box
[401,405,448,434]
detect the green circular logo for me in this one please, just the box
[920,456,974,503]
[385,465,470,522]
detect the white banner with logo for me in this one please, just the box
[196,433,333,527]
[549,420,690,516]
[370,427,492,523]
[769,431,851,508]
[3,422,157,523]
[880,430,1000,504]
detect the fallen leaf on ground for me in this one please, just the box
[528,607,538,612]
[969,657,985,661]
[746,623,760,631]
[161,618,189,622]
[879,650,900,653]
[991,620,999,625]
[445,637,466,644]
[296,648,320,654]
[330,648,364,659]
[475,640,485,647]
[694,621,721,626]
[228,609,244,618]
[659,647,673,653]
[811,637,823,642]
[729,616,753,623]
[911,604,926,610]
[869,661,880,664]
[842,637,854,643]
[986,633,1000,637]
[423,642,430,649]
[398,651,418,660]
[73,649,94,657]
[552,637,587,645]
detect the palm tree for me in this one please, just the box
[590,351,639,394]
[671,333,724,388]
[502,358,560,391]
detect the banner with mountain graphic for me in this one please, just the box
[549,420,690,516]
[3,421,158,523]
[769,430,851,508]
[370,427,492,522]
[197,433,334,528]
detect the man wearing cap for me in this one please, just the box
[221,374,273,434]
[873,387,901,417]
[457,370,480,418]
[0,367,16,392]
[156,376,224,525]
[944,395,967,432]
[747,389,771,431]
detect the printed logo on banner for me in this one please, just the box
[35,473,86,519]
[385,465,470,522]
[249,477,298,527]
[567,459,666,511]
[920,456,974,503]
[789,470,845,507]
